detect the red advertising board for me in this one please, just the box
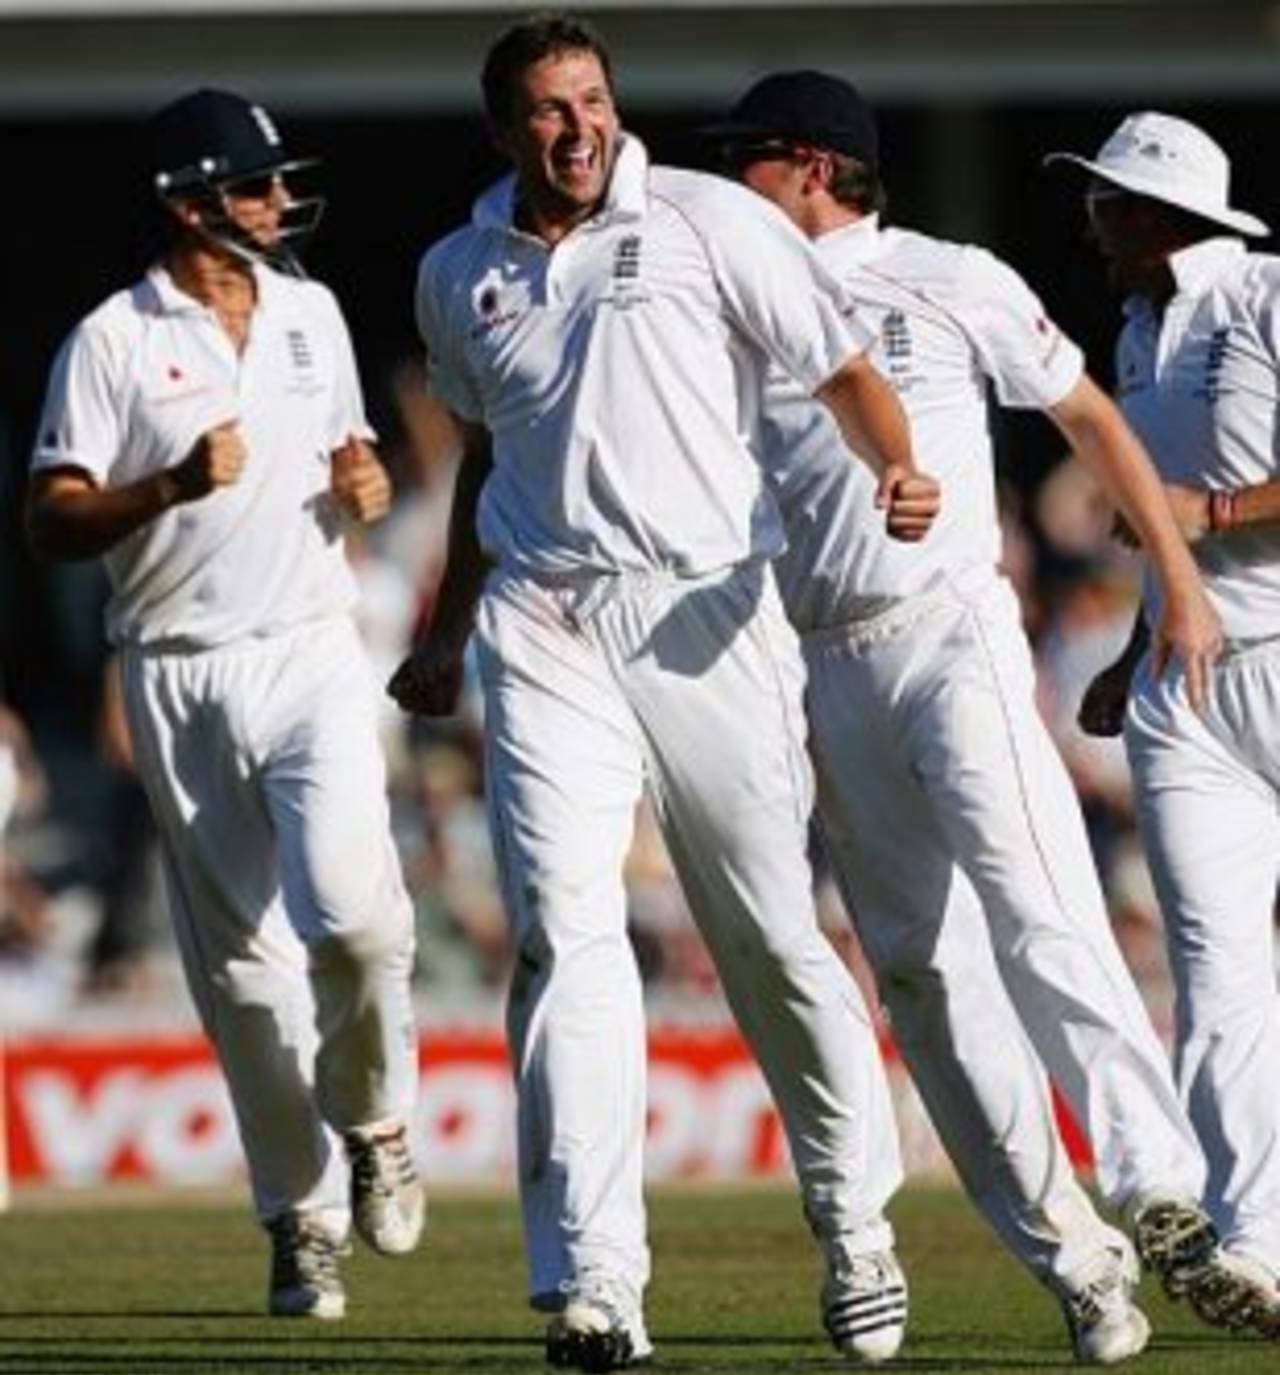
[1,1027,1090,1188]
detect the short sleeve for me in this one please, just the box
[312,284,376,449]
[1250,268,1280,471]
[415,248,485,423]
[688,179,872,394]
[31,324,123,484]
[957,246,1084,410]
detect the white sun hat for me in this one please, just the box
[1045,111,1269,238]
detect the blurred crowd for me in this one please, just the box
[0,360,1178,1032]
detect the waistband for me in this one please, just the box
[802,564,999,653]
[120,614,350,660]
[1216,631,1280,663]
[488,556,767,626]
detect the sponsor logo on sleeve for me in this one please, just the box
[1194,327,1233,402]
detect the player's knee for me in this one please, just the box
[310,907,412,975]
[878,960,947,1011]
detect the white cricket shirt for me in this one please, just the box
[1116,237,1280,644]
[760,216,1084,633]
[417,135,871,576]
[32,264,371,649]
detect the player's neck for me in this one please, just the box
[812,201,864,239]
[167,241,257,307]
[166,242,259,350]
[514,192,600,247]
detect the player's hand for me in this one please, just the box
[170,420,246,501]
[1114,485,1212,547]
[387,634,467,717]
[876,465,941,542]
[330,436,392,524]
[1151,587,1221,714]
[1078,659,1135,737]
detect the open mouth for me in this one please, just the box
[554,143,598,182]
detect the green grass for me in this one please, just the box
[0,1185,1274,1373]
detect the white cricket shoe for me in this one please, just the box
[820,1244,908,1364]
[1126,1193,1218,1298]
[344,1121,426,1256]
[1061,1243,1151,1364]
[1187,1249,1280,1335]
[266,1212,347,1320]
[545,1271,653,1372]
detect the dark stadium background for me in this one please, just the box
[1,93,1275,762]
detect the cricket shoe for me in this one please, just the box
[267,1211,348,1320]
[1060,1242,1151,1364]
[345,1120,426,1256]
[545,1271,653,1372]
[1186,1250,1280,1336]
[1126,1193,1218,1299]
[820,1243,908,1364]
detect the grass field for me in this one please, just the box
[0,1185,1275,1374]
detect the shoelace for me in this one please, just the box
[831,1252,898,1291]
[1065,1270,1126,1331]
[349,1128,416,1201]
[270,1217,343,1290]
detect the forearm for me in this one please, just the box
[425,433,492,647]
[26,468,184,562]
[1092,426,1198,587]
[1207,478,1280,533]
[1053,381,1202,598]
[815,352,914,477]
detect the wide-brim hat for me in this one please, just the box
[1045,110,1268,238]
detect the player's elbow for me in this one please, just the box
[25,498,67,561]
[24,501,96,562]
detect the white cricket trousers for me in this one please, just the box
[120,617,417,1235]
[475,561,903,1307]
[1127,638,1280,1272]
[803,572,1204,1238]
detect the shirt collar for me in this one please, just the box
[1123,235,1246,321]
[816,212,883,266]
[143,260,281,317]
[472,132,649,235]
[1168,235,1246,295]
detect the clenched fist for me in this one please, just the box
[171,420,246,501]
[877,465,941,543]
[331,436,391,524]
[388,635,467,717]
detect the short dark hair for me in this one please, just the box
[481,10,614,129]
[828,152,887,217]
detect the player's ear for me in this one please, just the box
[806,148,836,195]
[488,117,514,162]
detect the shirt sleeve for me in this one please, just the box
[415,247,485,423]
[692,180,873,393]
[314,284,376,449]
[956,246,1084,410]
[1249,266,1280,471]
[31,323,122,485]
